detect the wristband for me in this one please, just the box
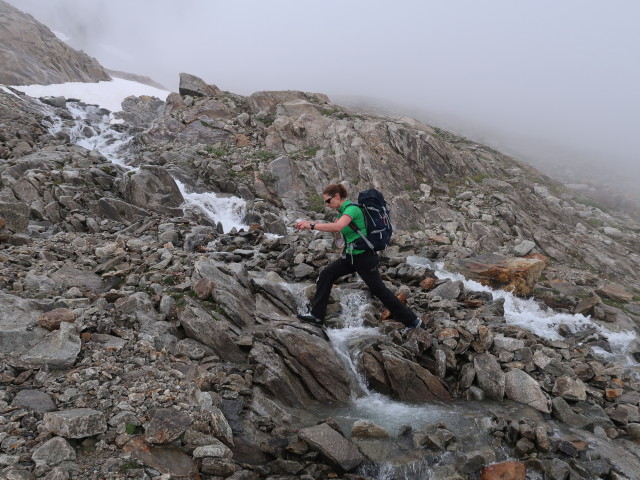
[310,223,315,230]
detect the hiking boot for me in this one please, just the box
[297,313,323,326]
[400,318,422,334]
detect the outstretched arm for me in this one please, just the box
[296,215,352,233]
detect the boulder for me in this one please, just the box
[179,301,245,363]
[13,322,81,369]
[361,347,452,402]
[446,253,546,296]
[124,437,195,477]
[298,423,365,471]
[145,408,192,444]
[0,201,29,234]
[0,291,49,354]
[179,72,222,97]
[552,376,587,401]
[596,284,634,303]
[11,390,56,413]
[350,420,390,439]
[31,437,75,466]
[249,327,352,407]
[474,353,505,400]
[43,408,107,438]
[121,166,184,215]
[504,368,550,413]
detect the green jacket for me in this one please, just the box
[338,200,366,255]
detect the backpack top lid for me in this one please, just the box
[348,188,392,252]
[357,188,387,207]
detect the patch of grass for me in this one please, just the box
[585,218,604,228]
[306,192,325,213]
[163,275,177,286]
[260,115,275,126]
[602,297,625,309]
[259,172,277,185]
[574,196,610,213]
[119,461,141,471]
[468,173,489,184]
[202,145,227,157]
[125,423,142,435]
[252,150,277,161]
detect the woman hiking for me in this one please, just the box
[295,183,423,332]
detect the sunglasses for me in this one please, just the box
[324,194,336,204]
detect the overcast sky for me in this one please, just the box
[7,0,640,185]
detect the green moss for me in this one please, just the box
[125,423,142,435]
[259,172,277,185]
[574,196,610,213]
[119,461,141,470]
[306,192,325,213]
[260,115,275,126]
[468,173,490,183]
[252,150,277,161]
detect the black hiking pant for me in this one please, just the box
[310,250,417,326]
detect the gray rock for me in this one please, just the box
[42,408,107,438]
[192,440,233,459]
[250,327,352,407]
[13,322,81,369]
[474,353,505,400]
[299,423,365,471]
[513,240,536,256]
[41,467,69,480]
[455,448,496,474]
[493,334,525,352]
[0,468,35,480]
[121,166,184,216]
[504,368,550,413]
[350,420,389,439]
[50,265,109,293]
[31,437,76,465]
[293,262,315,279]
[552,376,587,401]
[11,390,56,413]
[0,201,29,233]
[0,291,49,354]
[552,397,592,428]
[179,301,244,363]
[0,454,20,467]
[145,408,192,444]
[428,280,463,300]
[179,72,222,97]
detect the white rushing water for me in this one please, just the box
[27,86,251,233]
[174,179,249,234]
[406,256,639,370]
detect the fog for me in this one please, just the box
[7,0,640,191]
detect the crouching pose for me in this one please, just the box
[295,183,422,332]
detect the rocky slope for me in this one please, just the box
[0,0,110,85]
[0,72,639,480]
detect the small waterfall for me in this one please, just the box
[174,179,249,234]
[406,257,639,372]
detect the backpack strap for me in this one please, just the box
[348,221,374,250]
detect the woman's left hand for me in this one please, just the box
[296,220,311,230]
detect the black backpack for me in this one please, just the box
[348,189,393,251]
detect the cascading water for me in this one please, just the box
[406,256,639,374]
[35,90,252,233]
